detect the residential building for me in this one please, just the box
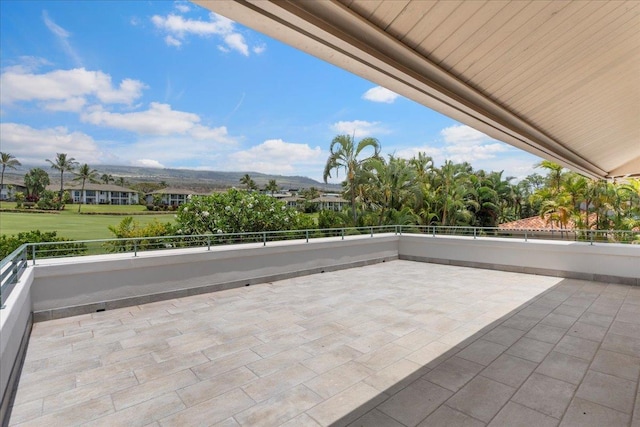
[0,179,27,201]
[310,194,349,211]
[146,188,202,206]
[46,183,139,205]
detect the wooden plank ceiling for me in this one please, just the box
[195,0,640,179]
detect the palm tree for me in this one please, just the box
[115,177,128,187]
[1,152,21,200]
[73,164,99,212]
[46,153,78,198]
[239,174,257,190]
[537,160,564,195]
[323,134,381,225]
[101,173,114,184]
[265,179,279,196]
[363,156,419,226]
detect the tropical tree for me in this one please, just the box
[24,168,50,200]
[101,173,114,184]
[1,152,21,199]
[46,153,78,198]
[323,134,381,225]
[300,187,320,201]
[265,179,279,196]
[537,160,564,195]
[73,164,99,212]
[239,174,257,190]
[115,177,128,187]
[432,161,476,226]
[362,156,419,225]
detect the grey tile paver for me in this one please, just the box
[553,335,599,361]
[8,261,640,426]
[417,405,485,427]
[480,353,537,388]
[512,373,576,419]
[347,409,405,427]
[590,349,640,381]
[489,401,559,427]
[559,397,631,427]
[446,376,515,423]
[379,378,452,426]
[456,339,508,366]
[525,324,568,344]
[575,370,637,414]
[506,337,554,363]
[535,351,589,385]
[566,321,608,342]
[424,356,485,392]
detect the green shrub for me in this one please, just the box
[106,216,177,252]
[318,210,348,229]
[175,189,305,235]
[0,230,86,259]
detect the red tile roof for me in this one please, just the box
[499,213,598,230]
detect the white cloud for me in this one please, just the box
[331,120,389,138]
[0,123,105,164]
[223,33,249,56]
[362,86,399,104]
[252,44,266,54]
[438,125,509,164]
[441,124,493,147]
[395,146,444,162]
[42,11,83,67]
[150,12,262,56]
[43,96,86,112]
[165,35,182,47]
[0,67,146,106]
[228,139,323,174]
[81,102,237,144]
[133,159,165,168]
[174,2,190,13]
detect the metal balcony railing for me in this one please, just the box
[1,225,638,309]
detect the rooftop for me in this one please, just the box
[8,260,640,426]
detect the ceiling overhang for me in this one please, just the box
[195,1,640,179]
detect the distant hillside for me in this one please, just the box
[5,164,341,192]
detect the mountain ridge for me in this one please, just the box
[3,164,341,192]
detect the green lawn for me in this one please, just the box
[0,203,174,240]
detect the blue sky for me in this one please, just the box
[0,0,542,183]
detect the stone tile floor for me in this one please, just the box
[7,260,640,426]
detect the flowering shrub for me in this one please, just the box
[175,188,304,234]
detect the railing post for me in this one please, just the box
[207,236,211,251]
[31,245,36,265]
[134,240,138,257]
[306,230,309,243]
[473,228,477,239]
[432,226,436,237]
[263,232,266,246]
[370,227,373,237]
[342,228,345,240]
[590,230,594,246]
[525,230,528,242]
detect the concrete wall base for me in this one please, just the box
[34,255,398,322]
[399,255,638,286]
[0,314,32,427]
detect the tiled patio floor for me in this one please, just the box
[8,260,640,426]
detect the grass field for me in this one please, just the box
[0,203,175,240]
